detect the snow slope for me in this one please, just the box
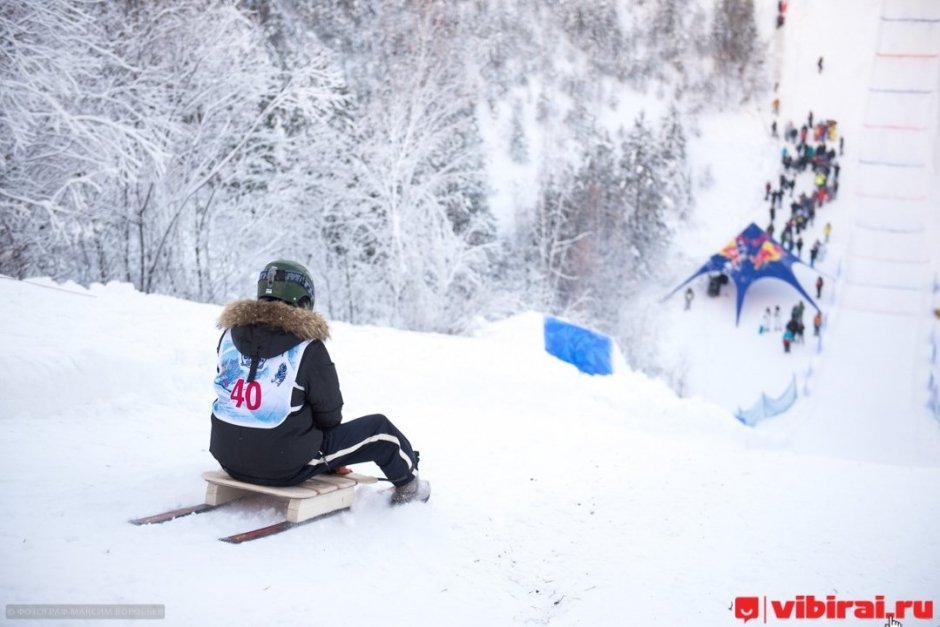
[775,0,940,465]
[661,0,940,465]
[1,1,939,626]
[1,275,938,626]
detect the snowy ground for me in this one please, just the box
[2,1,940,626]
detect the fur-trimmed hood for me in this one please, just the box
[218,299,330,342]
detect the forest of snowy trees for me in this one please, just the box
[1,0,763,347]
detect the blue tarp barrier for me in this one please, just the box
[736,375,798,426]
[543,316,613,376]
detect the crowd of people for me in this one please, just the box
[682,49,841,356]
[764,90,841,352]
[765,112,840,275]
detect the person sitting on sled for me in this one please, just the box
[209,259,429,504]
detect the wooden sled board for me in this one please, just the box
[202,470,378,523]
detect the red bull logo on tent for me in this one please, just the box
[665,223,818,325]
[752,238,784,270]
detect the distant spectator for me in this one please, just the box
[809,240,821,267]
[773,305,782,331]
[816,276,824,298]
[684,287,694,311]
[787,317,805,344]
[813,311,823,336]
[783,330,793,353]
[817,56,824,73]
[792,301,805,324]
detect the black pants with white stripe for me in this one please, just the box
[302,414,418,487]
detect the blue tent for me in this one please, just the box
[667,223,818,324]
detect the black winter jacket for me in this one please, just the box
[209,299,343,486]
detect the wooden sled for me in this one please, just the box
[132,470,380,543]
[202,470,378,523]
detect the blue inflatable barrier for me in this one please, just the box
[543,316,613,376]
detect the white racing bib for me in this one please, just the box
[212,329,312,428]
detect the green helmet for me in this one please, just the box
[257,260,315,309]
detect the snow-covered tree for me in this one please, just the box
[1,0,756,341]
[658,105,693,219]
[0,0,349,302]
[710,0,764,99]
[524,166,586,316]
[620,114,671,280]
[565,134,627,328]
[328,8,494,331]
[109,1,348,299]
[0,0,161,280]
